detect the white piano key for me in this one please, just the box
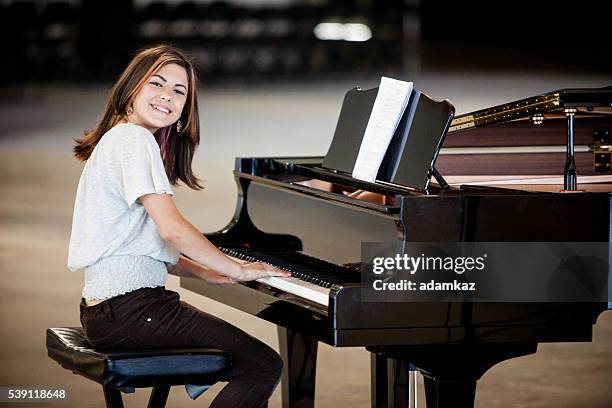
[256,276,330,306]
[225,253,331,306]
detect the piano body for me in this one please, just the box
[181,86,612,408]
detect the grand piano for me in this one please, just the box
[181,86,612,408]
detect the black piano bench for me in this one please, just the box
[46,327,232,408]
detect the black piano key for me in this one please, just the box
[219,247,361,287]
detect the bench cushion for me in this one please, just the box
[46,327,231,392]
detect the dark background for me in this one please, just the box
[2,0,610,85]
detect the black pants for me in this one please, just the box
[79,287,283,408]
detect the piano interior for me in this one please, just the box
[439,89,612,193]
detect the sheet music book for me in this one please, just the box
[352,77,413,182]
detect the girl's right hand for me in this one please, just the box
[237,262,291,282]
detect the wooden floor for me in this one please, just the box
[1,72,611,407]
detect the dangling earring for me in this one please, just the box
[176,119,183,133]
[126,105,133,115]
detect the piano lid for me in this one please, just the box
[449,86,612,133]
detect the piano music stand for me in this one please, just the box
[322,85,455,191]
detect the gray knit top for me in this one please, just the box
[67,123,180,300]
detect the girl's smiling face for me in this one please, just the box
[128,63,189,134]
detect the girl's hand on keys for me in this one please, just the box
[237,262,291,281]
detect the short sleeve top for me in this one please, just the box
[67,122,180,272]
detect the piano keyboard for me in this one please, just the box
[219,247,360,307]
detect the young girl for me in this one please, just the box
[68,45,289,407]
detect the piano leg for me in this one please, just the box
[278,327,318,408]
[369,342,537,408]
[423,376,476,408]
[371,354,418,408]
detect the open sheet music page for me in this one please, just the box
[352,77,413,182]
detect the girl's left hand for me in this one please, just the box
[203,272,237,285]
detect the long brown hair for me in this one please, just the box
[74,45,202,190]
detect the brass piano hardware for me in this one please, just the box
[439,145,590,155]
[593,127,610,143]
[594,151,611,172]
[530,113,545,125]
[592,127,611,172]
[449,93,561,132]
[449,121,475,131]
[451,115,475,126]
[564,107,577,116]
[588,142,611,152]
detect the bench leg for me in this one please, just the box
[148,385,170,408]
[103,385,124,408]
